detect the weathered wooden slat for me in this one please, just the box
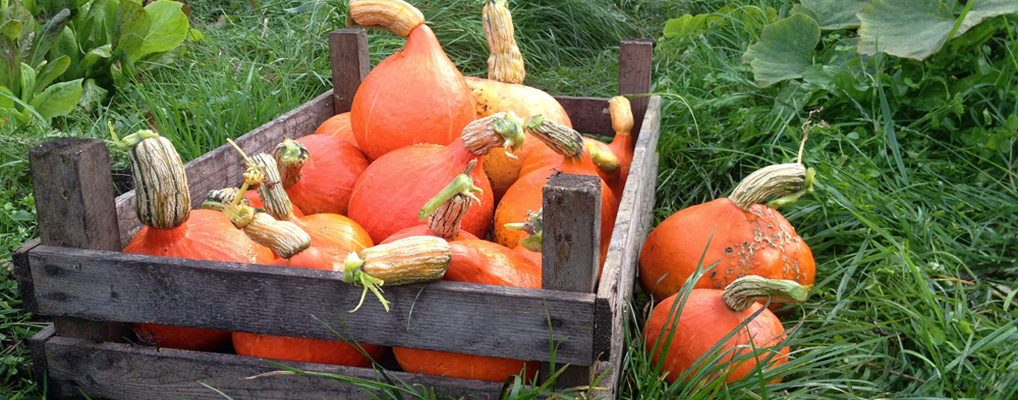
[29,324,55,396]
[28,138,132,344]
[329,29,371,115]
[13,238,41,313]
[43,336,506,400]
[618,39,655,140]
[26,246,596,365]
[590,96,661,400]
[554,96,612,136]
[114,91,335,247]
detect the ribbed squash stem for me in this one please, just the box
[483,0,525,84]
[524,115,584,158]
[202,188,249,211]
[728,163,813,211]
[343,236,452,312]
[505,208,543,252]
[226,138,266,207]
[419,160,481,239]
[115,129,190,230]
[250,153,294,221]
[461,112,526,157]
[223,204,310,259]
[722,275,811,311]
[272,138,309,189]
[587,144,620,173]
[610,96,634,137]
[347,0,425,37]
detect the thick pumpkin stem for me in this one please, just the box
[117,130,191,230]
[505,208,543,252]
[272,138,310,189]
[343,236,452,312]
[728,163,809,211]
[483,0,525,84]
[419,160,481,239]
[462,112,526,157]
[722,275,811,312]
[587,144,620,173]
[250,153,294,221]
[202,188,250,211]
[610,96,634,137]
[347,0,425,37]
[525,115,584,158]
[223,204,310,259]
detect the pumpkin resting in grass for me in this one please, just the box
[639,163,816,305]
[644,276,810,384]
[117,130,273,352]
[348,0,476,161]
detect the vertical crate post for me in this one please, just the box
[540,174,602,389]
[619,39,654,140]
[329,29,371,115]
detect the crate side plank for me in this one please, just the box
[27,246,597,365]
[554,96,612,136]
[44,336,506,400]
[330,29,371,115]
[618,39,655,140]
[589,97,661,400]
[13,238,41,313]
[114,91,335,247]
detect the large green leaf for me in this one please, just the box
[742,14,820,87]
[29,77,81,120]
[857,0,1018,60]
[78,77,107,112]
[663,14,721,42]
[2,2,37,41]
[0,20,23,42]
[0,32,20,97]
[26,8,70,68]
[34,54,70,93]
[0,85,13,110]
[138,1,188,57]
[799,0,871,29]
[80,44,112,73]
[114,0,149,61]
[19,62,36,102]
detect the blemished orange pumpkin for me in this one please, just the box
[222,207,386,366]
[639,163,816,303]
[643,276,810,384]
[314,112,358,148]
[272,135,370,216]
[116,130,273,352]
[348,0,476,161]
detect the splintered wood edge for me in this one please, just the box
[590,95,661,400]
[114,92,335,247]
[27,245,598,365]
[43,336,506,400]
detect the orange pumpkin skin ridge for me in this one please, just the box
[351,24,476,161]
[638,199,815,301]
[643,289,788,384]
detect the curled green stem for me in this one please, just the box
[493,111,526,156]
[766,167,816,209]
[343,253,391,313]
[504,208,543,252]
[110,123,159,149]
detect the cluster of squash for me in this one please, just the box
[118,0,639,384]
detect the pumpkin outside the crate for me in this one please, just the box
[347,112,525,244]
[644,276,811,384]
[222,204,386,366]
[469,0,573,203]
[347,0,476,161]
[639,163,817,305]
[114,129,274,352]
[388,164,542,382]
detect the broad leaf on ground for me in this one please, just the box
[34,54,70,93]
[28,77,82,120]
[26,8,70,68]
[663,14,720,42]
[857,0,1018,60]
[800,0,870,29]
[742,13,820,87]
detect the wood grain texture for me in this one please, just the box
[554,96,612,136]
[114,91,335,247]
[542,173,602,294]
[28,138,132,343]
[618,39,655,141]
[13,238,41,313]
[590,96,661,400]
[43,336,506,400]
[329,29,371,114]
[29,324,55,397]
[26,246,597,365]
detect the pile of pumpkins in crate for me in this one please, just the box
[117,0,817,386]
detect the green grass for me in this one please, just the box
[3,0,1018,398]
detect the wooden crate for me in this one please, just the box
[13,29,661,400]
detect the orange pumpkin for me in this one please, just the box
[272,135,370,216]
[639,163,816,303]
[644,276,809,384]
[348,0,476,161]
[314,112,358,148]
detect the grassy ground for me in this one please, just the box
[2,0,1017,398]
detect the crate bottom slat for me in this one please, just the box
[36,330,508,400]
